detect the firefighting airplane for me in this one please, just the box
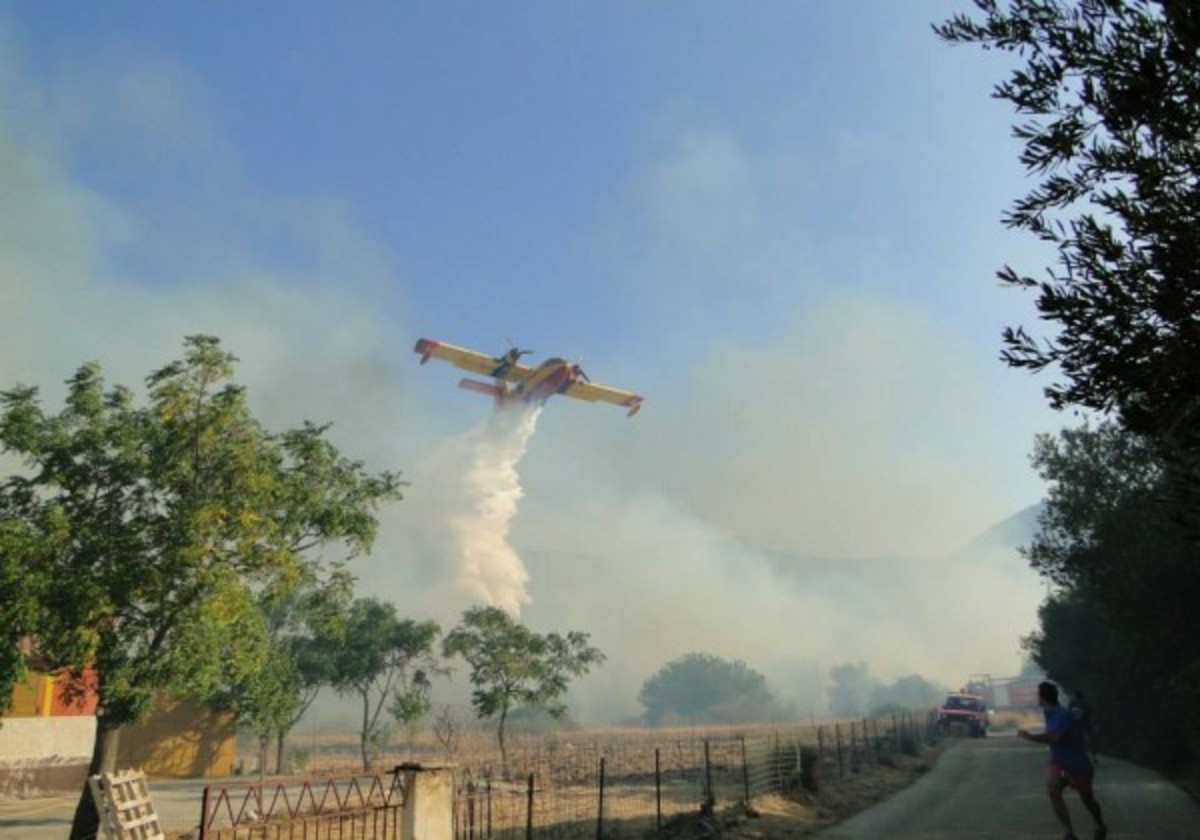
[414,337,644,416]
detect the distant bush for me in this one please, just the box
[799,745,819,792]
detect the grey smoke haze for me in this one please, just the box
[1,29,1052,726]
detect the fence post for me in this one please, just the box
[655,747,662,832]
[525,773,535,840]
[777,733,787,793]
[463,777,472,840]
[597,756,606,839]
[794,738,803,790]
[817,726,825,781]
[850,721,858,772]
[198,785,210,840]
[835,724,844,778]
[487,778,492,839]
[703,740,714,813]
[740,736,750,805]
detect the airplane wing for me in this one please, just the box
[563,380,645,416]
[413,338,535,382]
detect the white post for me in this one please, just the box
[397,761,456,840]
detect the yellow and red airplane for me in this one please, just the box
[414,337,644,417]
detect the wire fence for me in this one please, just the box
[452,711,936,838]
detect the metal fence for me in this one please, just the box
[199,772,407,839]
[452,711,934,838]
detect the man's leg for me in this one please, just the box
[1078,786,1107,838]
[1046,769,1075,837]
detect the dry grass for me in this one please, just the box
[228,717,940,838]
[651,740,950,838]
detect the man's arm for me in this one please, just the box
[1017,728,1060,745]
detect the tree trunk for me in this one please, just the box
[275,731,286,775]
[361,691,371,771]
[258,735,269,785]
[70,717,121,839]
[497,705,509,778]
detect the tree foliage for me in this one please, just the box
[637,653,777,726]
[442,606,604,770]
[935,0,1200,522]
[215,569,353,775]
[1023,421,1200,766]
[330,598,441,770]
[0,336,402,834]
[827,662,879,718]
[868,674,946,715]
[0,514,47,719]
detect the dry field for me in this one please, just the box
[227,715,940,838]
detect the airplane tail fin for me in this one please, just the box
[459,378,506,398]
[414,337,439,364]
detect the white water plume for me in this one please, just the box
[402,405,542,616]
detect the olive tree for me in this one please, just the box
[936,1,1200,526]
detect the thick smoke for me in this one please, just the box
[399,405,542,616]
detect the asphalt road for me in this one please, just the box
[0,775,223,838]
[820,733,1200,839]
[4,736,1199,838]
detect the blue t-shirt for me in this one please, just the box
[1044,704,1092,774]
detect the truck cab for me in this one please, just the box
[937,692,988,737]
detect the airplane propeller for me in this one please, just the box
[572,362,591,383]
[505,338,534,359]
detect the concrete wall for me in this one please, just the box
[0,716,95,796]
[0,695,235,795]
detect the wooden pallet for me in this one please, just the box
[89,769,165,840]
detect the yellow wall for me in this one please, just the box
[6,671,42,717]
[118,697,236,778]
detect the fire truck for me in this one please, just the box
[937,691,989,737]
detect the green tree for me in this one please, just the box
[0,515,47,719]
[827,662,880,718]
[0,336,402,837]
[935,1,1200,526]
[330,598,441,770]
[637,652,778,725]
[869,675,946,715]
[1023,421,1200,765]
[216,570,352,776]
[442,606,605,771]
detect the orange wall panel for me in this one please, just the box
[47,668,99,716]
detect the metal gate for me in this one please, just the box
[199,772,407,839]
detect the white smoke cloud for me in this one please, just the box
[394,406,542,617]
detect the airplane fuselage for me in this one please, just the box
[509,358,577,404]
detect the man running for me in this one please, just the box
[1018,681,1108,840]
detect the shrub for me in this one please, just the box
[799,745,819,793]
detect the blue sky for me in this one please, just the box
[8,1,1031,351]
[1,2,1061,697]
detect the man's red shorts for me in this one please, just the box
[1046,761,1093,794]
